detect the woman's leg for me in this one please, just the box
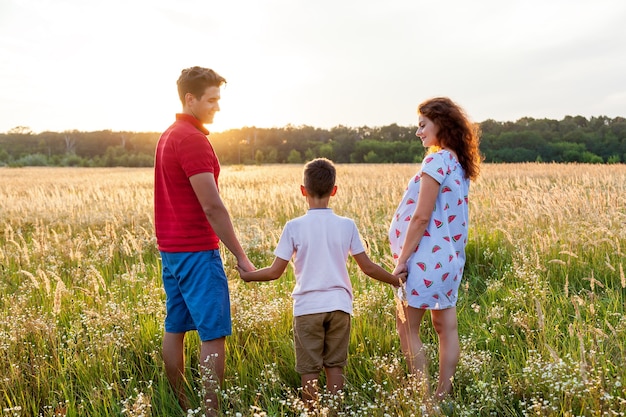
[396,306,428,378]
[431,307,460,399]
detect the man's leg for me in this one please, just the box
[199,337,226,417]
[162,331,190,411]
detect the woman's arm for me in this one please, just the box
[395,173,440,270]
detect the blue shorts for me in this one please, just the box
[160,250,231,341]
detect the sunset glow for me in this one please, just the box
[1,0,625,134]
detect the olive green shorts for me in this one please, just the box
[293,310,351,375]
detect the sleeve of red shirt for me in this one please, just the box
[178,132,217,178]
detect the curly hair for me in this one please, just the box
[176,66,226,104]
[418,97,483,180]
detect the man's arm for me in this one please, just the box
[189,172,255,272]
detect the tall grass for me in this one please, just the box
[1,164,625,416]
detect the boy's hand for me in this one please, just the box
[392,271,408,287]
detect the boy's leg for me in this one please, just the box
[294,313,325,407]
[199,337,226,417]
[431,307,459,399]
[324,366,344,394]
[322,311,349,394]
[301,373,320,404]
[162,331,191,411]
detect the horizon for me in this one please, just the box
[2,112,624,136]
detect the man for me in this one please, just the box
[154,66,255,415]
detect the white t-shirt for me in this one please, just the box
[274,208,366,317]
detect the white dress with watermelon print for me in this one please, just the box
[388,150,470,310]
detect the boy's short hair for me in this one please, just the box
[177,66,226,104]
[303,158,336,198]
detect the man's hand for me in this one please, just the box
[236,256,256,274]
[235,265,254,282]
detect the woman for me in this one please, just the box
[389,97,482,400]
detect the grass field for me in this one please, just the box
[1,164,625,416]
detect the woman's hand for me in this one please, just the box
[392,262,408,278]
[392,262,408,287]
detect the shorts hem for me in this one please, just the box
[165,324,197,334]
[198,329,232,342]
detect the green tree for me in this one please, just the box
[319,143,334,160]
[363,150,381,163]
[254,149,264,165]
[287,149,302,164]
[265,147,278,163]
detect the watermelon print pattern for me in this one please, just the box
[388,150,470,310]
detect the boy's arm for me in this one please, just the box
[237,257,289,282]
[352,252,405,287]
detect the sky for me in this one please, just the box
[1,0,625,134]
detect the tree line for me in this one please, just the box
[1,115,625,167]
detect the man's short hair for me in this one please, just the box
[303,158,336,198]
[177,66,226,104]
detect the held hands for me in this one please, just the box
[235,265,253,282]
[392,262,408,288]
[236,256,256,281]
[235,257,287,283]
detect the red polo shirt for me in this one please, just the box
[154,113,221,252]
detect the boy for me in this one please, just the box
[237,158,405,406]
